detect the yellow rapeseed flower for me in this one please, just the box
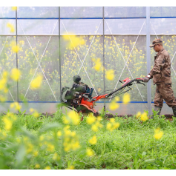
[53,153,60,161]
[97,116,102,121]
[140,112,148,122]
[11,68,21,81]
[106,118,120,131]
[11,7,17,11]
[12,44,20,53]
[63,33,85,49]
[33,111,39,118]
[30,108,34,113]
[91,124,98,132]
[92,58,102,71]
[62,116,69,124]
[2,71,8,79]
[66,165,74,170]
[19,40,24,45]
[30,108,39,117]
[86,148,95,157]
[7,23,15,33]
[35,164,40,169]
[44,166,51,170]
[0,78,7,90]
[105,69,114,81]
[123,93,130,104]
[63,127,80,152]
[67,110,80,125]
[57,130,62,137]
[33,151,38,157]
[86,113,96,125]
[10,102,21,111]
[47,144,55,152]
[0,95,6,102]
[26,143,34,153]
[154,128,164,140]
[109,101,119,110]
[136,112,142,119]
[5,112,17,121]
[109,96,119,110]
[89,135,97,145]
[30,75,43,90]
[2,117,12,130]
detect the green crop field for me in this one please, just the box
[1,108,176,170]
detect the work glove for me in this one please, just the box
[142,75,151,82]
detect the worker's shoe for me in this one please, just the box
[172,106,176,117]
[150,106,162,119]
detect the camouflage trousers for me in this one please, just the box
[154,83,176,107]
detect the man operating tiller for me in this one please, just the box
[143,38,176,118]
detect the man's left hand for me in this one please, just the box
[142,76,150,82]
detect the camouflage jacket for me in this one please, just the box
[149,49,172,84]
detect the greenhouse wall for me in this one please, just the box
[0,6,176,115]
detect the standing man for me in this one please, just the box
[143,38,176,118]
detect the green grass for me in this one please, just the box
[1,109,176,169]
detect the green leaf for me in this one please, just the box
[18,127,36,140]
[15,145,26,164]
[39,122,62,133]
[144,159,155,163]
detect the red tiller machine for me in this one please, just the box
[60,78,145,115]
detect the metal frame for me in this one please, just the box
[146,7,152,115]
[103,6,106,111]
[16,8,18,102]
[2,6,176,114]
[59,7,61,102]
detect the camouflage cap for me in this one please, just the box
[150,39,163,47]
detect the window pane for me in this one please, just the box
[17,20,59,35]
[60,19,103,35]
[150,18,176,35]
[0,20,16,35]
[105,19,146,35]
[104,7,146,18]
[61,7,102,18]
[151,7,176,17]
[0,7,15,18]
[17,7,59,18]
[18,36,60,101]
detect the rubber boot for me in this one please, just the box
[172,106,176,117]
[150,106,162,119]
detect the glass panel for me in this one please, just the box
[150,18,176,35]
[105,19,146,35]
[0,7,15,18]
[104,7,146,18]
[60,19,103,35]
[18,36,60,101]
[17,20,59,35]
[151,7,176,17]
[17,7,59,18]
[60,17,103,98]
[0,36,17,101]
[0,19,16,35]
[60,7,102,18]
[60,34,103,97]
[104,35,147,102]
